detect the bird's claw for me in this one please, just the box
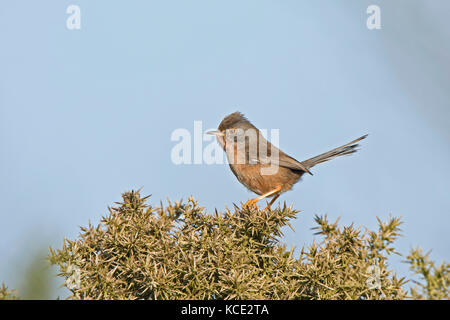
[243,199,259,210]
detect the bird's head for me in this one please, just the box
[207,112,257,150]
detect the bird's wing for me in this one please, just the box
[247,138,313,175]
[276,153,313,175]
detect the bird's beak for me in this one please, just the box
[206,130,225,136]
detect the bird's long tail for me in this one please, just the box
[300,134,368,170]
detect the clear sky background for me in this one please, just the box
[1,1,449,298]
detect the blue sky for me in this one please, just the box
[1,1,449,297]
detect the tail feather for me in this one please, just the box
[301,134,368,170]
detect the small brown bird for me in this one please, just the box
[207,112,367,209]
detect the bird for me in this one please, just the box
[207,111,367,210]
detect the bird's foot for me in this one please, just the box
[262,193,281,211]
[243,199,259,210]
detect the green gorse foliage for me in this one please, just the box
[0,283,18,300]
[46,190,448,300]
[407,248,449,299]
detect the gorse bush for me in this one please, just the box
[407,248,449,299]
[46,190,448,300]
[0,283,18,300]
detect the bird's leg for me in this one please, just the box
[264,193,281,211]
[244,186,282,209]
